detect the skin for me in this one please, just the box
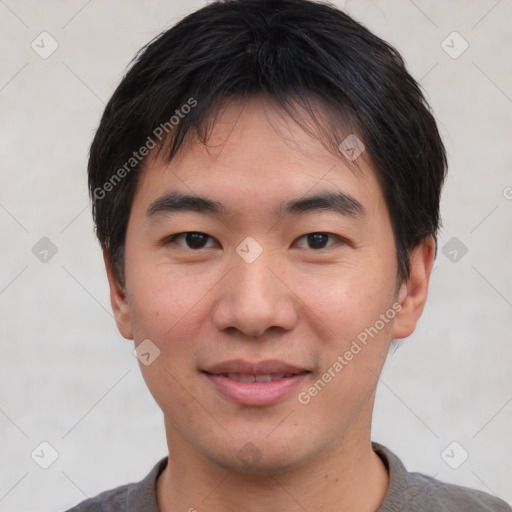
[105,96,435,512]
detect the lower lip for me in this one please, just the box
[203,372,309,407]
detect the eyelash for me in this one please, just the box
[164,231,345,250]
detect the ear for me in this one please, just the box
[103,249,134,340]
[392,236,436,340]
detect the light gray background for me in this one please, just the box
[1,0,511,510]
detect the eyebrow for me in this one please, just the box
[146,190,365,221]
[275,191,365,219]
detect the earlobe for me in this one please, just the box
[103,250,134,340]
[392,237,436,340]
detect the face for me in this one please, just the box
[106,96,433,474]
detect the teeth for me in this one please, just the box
[255,375,272,382]
[227,373,255,382]
[224,373,292,382]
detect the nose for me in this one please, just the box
[212,250,299,337]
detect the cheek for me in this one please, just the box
[296,256,397,410]
[126,265,213,344]
[128,271,212,404]
[295,259,396,339]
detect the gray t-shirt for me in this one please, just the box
[64,442,512,511]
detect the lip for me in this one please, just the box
[201,359,310,407]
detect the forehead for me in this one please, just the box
[133,96,383,216]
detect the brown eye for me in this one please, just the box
[295,232,339,250]
[168,232,215,249]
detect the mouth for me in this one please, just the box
[202,371,307,382]
[201,358,310,376]
[200,360,311,406]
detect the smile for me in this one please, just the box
[202,369,310,407]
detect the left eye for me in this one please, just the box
[294,233,340,249]
[167,232,217,249]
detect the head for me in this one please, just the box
[89,0,446,473]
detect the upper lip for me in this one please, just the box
[202,359,309,375]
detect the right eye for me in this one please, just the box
[165,232,218,250]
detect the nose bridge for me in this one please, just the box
[235,251,277,301]
[212,246,298,336]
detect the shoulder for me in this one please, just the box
[63,483,129,512]
[373,442,512,512]
[405,470,512,511]
[62,457,168,512]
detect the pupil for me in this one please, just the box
[186,232,207,249]
[308,233,328,249]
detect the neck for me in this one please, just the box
[156,424,389,512]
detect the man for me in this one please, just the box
[67,0,511,510]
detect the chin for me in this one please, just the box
[201,438,317,476]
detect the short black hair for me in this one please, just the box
[88,0,447,287]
